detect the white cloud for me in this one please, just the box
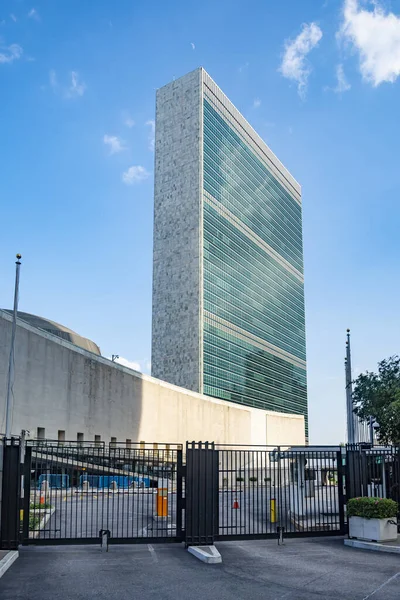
[103,134,126,155]
[113,357,141,371]
[67,71,86,98]
[69,71,86,96]
[190,42,195,50]
[111,356,151,374]
[334,63,351,93]
[145,119,155,151]
[0,43,23,64]
[10,14,17,22]
[27,8,40,21]
[253,98,261,108]
[339,0,400,86]
[122,165,149,185]
[49,70,86,99]
[125,116,135,128]
[49,69,57,90]
[279,22,323,98]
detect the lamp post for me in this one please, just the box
[5,254,22,439]
[369,417,379,446]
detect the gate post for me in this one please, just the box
[185,442,218,546]
[0,438,21,549]
[337,448,347,535]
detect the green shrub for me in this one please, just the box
[249,476,258,482]
[347,497,398,519]
[29,514,41,531]
[30,502,52,510]
[264,477,271,482]
[236,476,244,482]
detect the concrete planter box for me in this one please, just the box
[349,516,398,542]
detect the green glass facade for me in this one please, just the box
[202,97,307,429]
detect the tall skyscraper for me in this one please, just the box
[152,68,307,430]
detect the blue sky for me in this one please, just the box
[1,0,400,444]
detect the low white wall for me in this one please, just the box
[0,310,305,446]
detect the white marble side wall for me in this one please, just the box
[151,68,203,392]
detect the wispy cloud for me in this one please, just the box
[48,69,86,99]
[339,0,400,86]
[27,8,40,21]
[145,119,155,151]
[49,69,57,90]
[279,22,323,98]
[10,14,17,22]
[190,42,195,50]
[0,43,23,64]
[67,71,86,98]
[125,116,135,128]
[103,134,126,155]
[111,356,151,374]
[253,98,261,109]
[122,165,149,185]
[334,63,351,93]
[113,356,141,371]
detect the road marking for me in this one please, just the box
[147,544,158,563]
[362,572,400,600]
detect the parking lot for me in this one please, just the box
[1,537,399,600]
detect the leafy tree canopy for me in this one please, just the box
[352,356,400,445]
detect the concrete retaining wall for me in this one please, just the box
[0,310,305,446]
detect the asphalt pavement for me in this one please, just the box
[0,537,399,600]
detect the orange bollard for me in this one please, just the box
[232,497,240,509]
[156,488,168,517]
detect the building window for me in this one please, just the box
[58,430,65,443]
[37,427,45,440]
[95,435,101,447]
[111,437,117,448]
[77,432,84,444]
[126,439,132,449]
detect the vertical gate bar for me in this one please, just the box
[337,449,346,534]
[176,448,183,539]
[22,445,31,544]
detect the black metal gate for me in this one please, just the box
[1,438,351,549]
[184,443,347,544]
[20,441,184,545]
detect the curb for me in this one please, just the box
[0,551,19,579]
[188,545,222,564]
[344,538,400,554]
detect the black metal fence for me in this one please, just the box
[1,438,399,549]
[346,444,400,520]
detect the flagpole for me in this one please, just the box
[345,328,355,444]
[5,254,22,439]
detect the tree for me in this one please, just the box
[352,356,400,445]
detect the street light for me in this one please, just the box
[112,355,119,362]
[369,417,380,446]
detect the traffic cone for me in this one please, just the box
[40,493,45,506]
[232,497,239,509]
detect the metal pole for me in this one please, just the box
[345,329,355,444]
[369,416,374,446]
[5,254,22,439]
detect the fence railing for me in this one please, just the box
[0,438,398,549]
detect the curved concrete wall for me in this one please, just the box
[0,310,305,446]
